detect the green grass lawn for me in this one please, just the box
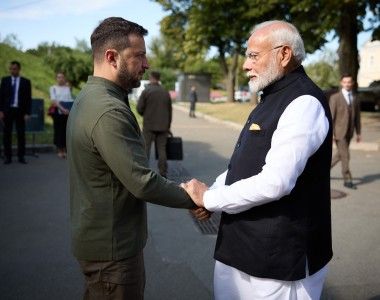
[176,101,257,125]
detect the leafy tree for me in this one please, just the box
[305,61,339,90]
[75,38,91,54]
[27,43,92,89]
[0,43,55,101]
[153,0,379,100]
[154,0,258,102]
[148,34,225,89]
[153,0,332,102]
[1,33,23,50]
[149,35,184,70]
[321,0,379,83]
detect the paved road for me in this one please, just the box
[0,106,379,299]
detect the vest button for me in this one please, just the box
[236,142,241,148]
[246,118,251,125]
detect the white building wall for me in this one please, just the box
[358,40,380,87]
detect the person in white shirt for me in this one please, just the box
[49,72,73,158]
[329,74,361,189]
[182,20,333,300]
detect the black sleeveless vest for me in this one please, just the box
[214,66,333,281]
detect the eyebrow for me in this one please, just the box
[245,50,259,55]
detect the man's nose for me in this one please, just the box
[242,59,251,71]
[143,58,150,70]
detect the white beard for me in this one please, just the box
[248,59,283,93]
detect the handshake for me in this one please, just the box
[180,179,212,221]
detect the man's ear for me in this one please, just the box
[280,45,292,68]
[104,49,119,69]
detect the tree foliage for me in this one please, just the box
[27,42,92,89]
[153,0,379,98]
[1,33,23,50]
[148,34,225,89]
[305,61,339,90]
[0,43,55,101]
[153,0,334,101]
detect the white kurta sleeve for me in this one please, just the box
[209,170,228,190]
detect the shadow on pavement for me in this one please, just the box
[331,173,380,187]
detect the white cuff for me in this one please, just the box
[204,189,222,212]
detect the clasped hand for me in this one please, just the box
[181,179,212,221]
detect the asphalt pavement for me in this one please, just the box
[0,105,379,299]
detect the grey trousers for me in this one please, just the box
[78,252,145,300]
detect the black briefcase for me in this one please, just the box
[155,134,183,160]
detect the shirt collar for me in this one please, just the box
[87,76,130,105]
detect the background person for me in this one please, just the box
[189,85,197,118]
[182,20,333,300]
[0,61,32,164]
[329,74,361,189]
[67,17,208,300]
[49,72,73,158]
[137,71,172,178]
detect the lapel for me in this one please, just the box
[339,91,347,106]
[5,76,12,89]
[18,77,23,91]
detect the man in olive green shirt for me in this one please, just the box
[67,17,208,300]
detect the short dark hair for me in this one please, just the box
[90,17,148,62]
[150,71,160,81]
[10,61,21,68]
[340,73,353,80]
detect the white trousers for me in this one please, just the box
[214,260,328,300]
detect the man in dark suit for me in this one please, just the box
[329,74,361,189]
[137,71,172,178]
[0,61,32,164]
[189,85,197,118]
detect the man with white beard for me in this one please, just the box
[182,20,333,299]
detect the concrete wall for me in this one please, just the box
[176,73,211,102]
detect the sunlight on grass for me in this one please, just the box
[176,101,256,125]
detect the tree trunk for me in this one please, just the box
[337,1,359,84]
[226,52,239,102]
[219,48,240,103]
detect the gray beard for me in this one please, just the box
[249,59,283,93]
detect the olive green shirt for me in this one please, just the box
[67,76,194,261]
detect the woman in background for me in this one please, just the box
[49,72,73,158]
